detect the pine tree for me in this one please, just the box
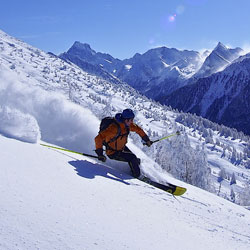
[230,172,236,185]
[230,188,236,203]
[217,168,226,195]
[218,168,226,182]
[238,183,250,206]
[155,133,211,191]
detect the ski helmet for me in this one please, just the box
[121,109,135,119]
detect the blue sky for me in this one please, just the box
[1,0,250,59]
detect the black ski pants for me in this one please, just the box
[108,146,141,178]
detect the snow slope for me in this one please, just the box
[1,135,250,250]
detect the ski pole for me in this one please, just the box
[152,131,181,144]
[40,143,99,159]
[144,131,181,145]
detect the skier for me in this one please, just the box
[95,108,153,178]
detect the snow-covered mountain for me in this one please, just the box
[193,42,243,78]
[59,41,122,84]
[115,47,205,101]
[1,29,250,249]
[59,41,205,97]
[164,53,250,135]
[60,41,248,135]
[60,41,243,99]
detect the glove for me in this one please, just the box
[142,135,153,147]
[95,148,107,162]
[145,140,153,147]
[98,155,107,162]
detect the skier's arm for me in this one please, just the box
[130,123,153,147]
[129,123,146,137]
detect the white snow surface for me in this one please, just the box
[0,105,40,143]
[1,136,250,250]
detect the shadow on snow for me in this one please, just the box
[68,160,132,185]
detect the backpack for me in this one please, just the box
[99,117,121,145]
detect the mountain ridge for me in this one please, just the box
[164,53,250,135]
[59,40,248,134]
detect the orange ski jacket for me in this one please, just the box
[95,121,147,155]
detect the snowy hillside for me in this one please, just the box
[0,28,250,207]
[1,135,250,250]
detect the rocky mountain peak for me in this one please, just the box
[67,41,96,57]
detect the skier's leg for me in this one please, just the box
[123,147,141,178]
[108,147,141,178]
[128,161,141,178]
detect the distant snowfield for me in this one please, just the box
[1,136,250,250]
